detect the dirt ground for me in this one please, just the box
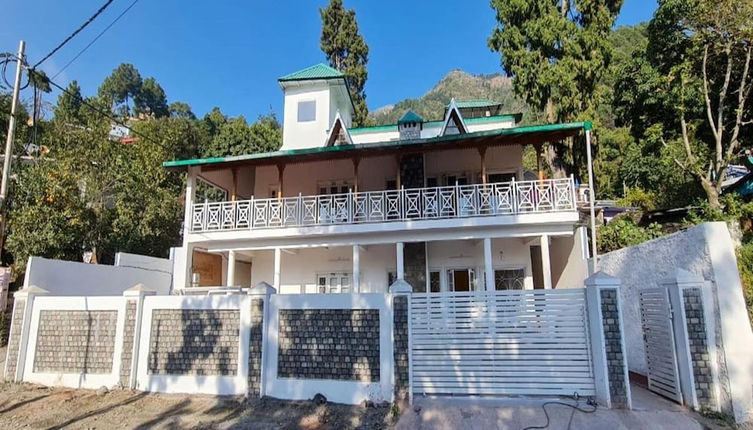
[0,382,401,429]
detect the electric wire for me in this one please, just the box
[32,0,116,69]
[52,0,141,79]
[522,395,598,430]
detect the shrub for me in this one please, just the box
[737,240,753,326]
[598,216,663,253]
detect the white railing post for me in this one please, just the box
[400,186,405,220]
[455,181,460,216]
[511,177,517,213]
[570,174,578,209]
[249,196,254,230]
[298,193,303,226]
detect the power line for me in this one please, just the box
[32,0,117,69]
[52,0,141,79]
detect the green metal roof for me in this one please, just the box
[278,63,344,82]
[398,110,423,124]
[164,121,591,170]
[349,113,521,134]
[452,99,501,109]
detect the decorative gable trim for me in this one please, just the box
[325,111,354,147]
[440,98,468,136]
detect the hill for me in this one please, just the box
[369,70,530,126]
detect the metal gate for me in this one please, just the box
[409,289,595,397]
[639,289,683,403]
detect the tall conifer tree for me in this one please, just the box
[320,0,371,127]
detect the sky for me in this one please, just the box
[0,0,657,121]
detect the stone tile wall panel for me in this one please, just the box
[683,288,716,409]
[119,300,137,386]
[393,295,409,400]
[4,299,25,379]
[277,309,380,381]
[148,309,239,376]
[33,310,117,374]
[600,289,629,408]
[248,298,264,395]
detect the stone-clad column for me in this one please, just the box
[390,279,412,402]
[248,281,276,397]
[664,269,719,412]
[585,272,631,409]
[120,284,156,389]
[3,286,48,382]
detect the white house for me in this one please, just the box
[166,63,594,294]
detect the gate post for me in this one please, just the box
[585,272,631,409]
[121,284,156,389]
[3,285,48,382]
[248,281,276,398]
[662,269,719,412]
[390,279,412,404]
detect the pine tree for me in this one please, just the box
[320,0,371,127]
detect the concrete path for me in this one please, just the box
[396,385,705,430]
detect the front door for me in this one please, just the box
[447,268,476,292]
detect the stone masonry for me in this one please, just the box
[33,310,118,374]
[4,299,25,379]
[600,289,629,408]
[248,298,264,396]
[277,309,380,382]
[148,309,240,376]
[393,295,409,400]
[119,300,138,386]
[683,288,716,409]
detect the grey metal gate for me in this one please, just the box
[639,288,683,403]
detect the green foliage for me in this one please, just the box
[598,216,664,253]
[320,0,371,127]
[98,63,143,116]
[687,194,753,225]
[135,77,169,118]
[201,113,282,158]
[737,240,753,326]
[618,187,659,212]
[169,102,196,120]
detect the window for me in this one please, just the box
[317,180,354,195]
[316,272,351,293]
[494,268,525,290]
[297,100,316,122]
[447,268,476,292]
[488,172,516,184]
[429,271,441,293]
[444,174,468,186]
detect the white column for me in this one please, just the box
[396,242,405,280]
[540,234,552,289]
[352,245,361,292]
[182,166,198,289]
[227,250,236,287]
[273,248,281,290]
[483,238,494,292]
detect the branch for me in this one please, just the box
[702,45,720,143]
[728,45,753,159]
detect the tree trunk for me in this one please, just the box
[544,99,568,179]
[701,179,722,212]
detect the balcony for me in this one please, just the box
[190,177,577,233]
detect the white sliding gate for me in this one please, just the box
[639,289,683,403]
[410,289,595,397]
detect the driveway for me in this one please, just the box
[396,384,713,430]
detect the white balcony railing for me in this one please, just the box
[190,177,577,233]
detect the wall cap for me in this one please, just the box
[123,283,158,297]
[248,281,277,296]
[660,268,706,287]
[14,285,50,298]
[585,271,621,288]
[389,279,413,294]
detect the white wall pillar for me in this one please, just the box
[483,238,494,292]
[181,167,198,289]
[227,250,237,287]
[396,242,405,280]
[353,245,361,292]
[540,234,552,289]
[273,248,281,290]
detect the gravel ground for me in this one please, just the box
[0,382,402,430]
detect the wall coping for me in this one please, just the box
[585,271,621,288]
[14,285,49,298]
[123,283,157,297]
[389,279,412,294]
[660,268,707,288]
[248,281,276,296]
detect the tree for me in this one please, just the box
[169,101,196,120]
[488,0,623,178]
[135,77,169,118]
[53,81,83,122]
[202,113,282,158]
[619,0,753,210]
[98,63,143,116]
[320,0,371,127]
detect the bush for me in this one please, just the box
[598,216,664,253]
[737,240,753,326]
[618,187,658,212]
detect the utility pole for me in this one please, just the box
[0,40,26,256]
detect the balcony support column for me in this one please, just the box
[483,237,494,291]
[353,245,361,292]
[276,163,285,201]
[540,234,553,289]
[534,143,544,180]
[396,242,405,281]
[395,155,402,189]
[478,146,488,184]
[273,248,281,290]
[227,250,236,287]
[231,168,238,201]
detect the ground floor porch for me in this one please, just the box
[179,231,589,294]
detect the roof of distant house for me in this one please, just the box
[452,99,502,109]
[278,63,344,82]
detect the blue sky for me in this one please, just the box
[0,1,656,121]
